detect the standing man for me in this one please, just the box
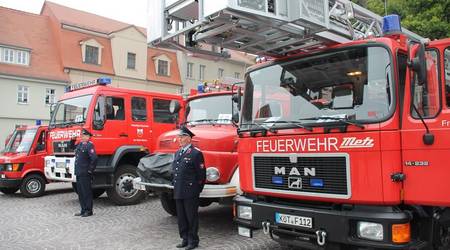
[73,129,97,217]
[173,126,206,250]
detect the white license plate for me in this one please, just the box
[275,212,312,228]
[56,162,66,168]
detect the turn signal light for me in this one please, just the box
[392,223,410,243]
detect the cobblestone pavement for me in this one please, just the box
[0,183,283,250]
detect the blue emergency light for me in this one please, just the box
[382,14,402,35]
[35,119,42,125]
[272,176,284,185]
[97,77,112,85]
[310,178,324,188]
[197,83,205,93]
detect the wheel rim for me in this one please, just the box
[115,173,138,199]
[26,179,41,194]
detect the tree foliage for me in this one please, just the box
[352,0,449,39]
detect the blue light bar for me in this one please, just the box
[310,178,324,188]
[97,77,112,85]
[382,14,402,35]
[272,176,283,185]
[35,119,42,125]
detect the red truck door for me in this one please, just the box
[148,97,179,152]
[31,128,47,172]
[401,44,450,206]
[92,94,128,154]
[127,96,151,148]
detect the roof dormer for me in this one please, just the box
[80,38,103,65]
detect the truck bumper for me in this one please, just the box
[133,177,237,198]
[44,156,76,182]
[0,173,21,188]
[234,196,427,249]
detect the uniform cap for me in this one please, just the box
[178,126,195,137]
[82,128,93,137]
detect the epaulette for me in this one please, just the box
[194,147,201,152]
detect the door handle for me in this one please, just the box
[119,133,128,137]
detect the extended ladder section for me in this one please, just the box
[148,0,423,57]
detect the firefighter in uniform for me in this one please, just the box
[173,126,206,250]
[73,129,97,217]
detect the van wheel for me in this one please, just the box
[160,192,177,216]
[107,164,146,205]
[20,174,46,198]
[0,187,19,194]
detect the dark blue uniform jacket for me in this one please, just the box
[172,145,206,199]
[74,141,98,176]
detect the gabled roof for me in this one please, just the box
[0,6,69,82]
[147,48,181,86]
[41,1,146,35]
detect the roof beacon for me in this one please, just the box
[382,14,402,35]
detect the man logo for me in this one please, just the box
[288,177,302,189]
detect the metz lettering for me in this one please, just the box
[256,138,338,153]
[340,137,374,148]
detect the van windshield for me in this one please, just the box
[50,95,93,127]
[4,128,37,153]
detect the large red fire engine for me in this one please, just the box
[133,86,241,215]
[0,125,48,197]
[44,78,183,205]
[149,0,450,249]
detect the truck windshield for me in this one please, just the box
[186,95,236,125]
[50,95,93,127]
[4,128,37,153]
[241,46,393,130]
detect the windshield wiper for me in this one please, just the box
[238,122,270,135]
[263,120,313,132]
[299,116,365,129]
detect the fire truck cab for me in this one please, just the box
[0,125,48,197]
[133,87,241,215]
[44,78,183,205]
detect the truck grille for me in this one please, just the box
[253,154,350,199]
[53,140,74,153]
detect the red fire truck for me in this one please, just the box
[149,0,450,248]
[133,88,241,215]
[44,78,183,205]
[0,125,48,197]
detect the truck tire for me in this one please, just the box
[20,174,46,198]
[0,187,19,194]
[72,182,105,199]
[160,192,177,216]
[199,198,213,207]
[106,164,146,205]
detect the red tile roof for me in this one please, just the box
[147,48,182,85]
[59,29,115,75]
[0,6,69,82]
[41,1,146,35]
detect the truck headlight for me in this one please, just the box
[4,163,23,172]
[357,221,383,241]
[206,167,220,182]
[237,205,252,220]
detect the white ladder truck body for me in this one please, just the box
[148,1,450,249]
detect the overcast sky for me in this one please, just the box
[0,0,148,27]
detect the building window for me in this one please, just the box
[234,72,241,79]
[153,99,177,123]
[187,62,194,78]
[157,60,169,76]
[17,85,29,104]
[85,45,99,64]
[127,52,136,69]
[199,65,206,80]
[218,68,224,78]
[132,97,147,121]
[45,88,55,105]
[0,47,29,65]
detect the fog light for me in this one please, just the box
[206,167,220,182]
[392,223,410,243]
[238,226,252,237]
[238,205,252,220]
[357,221,383,241]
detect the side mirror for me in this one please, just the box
[232,112,239,124]
[408,42,428,86]
[93,95,106,130]
[169,100,181,114]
